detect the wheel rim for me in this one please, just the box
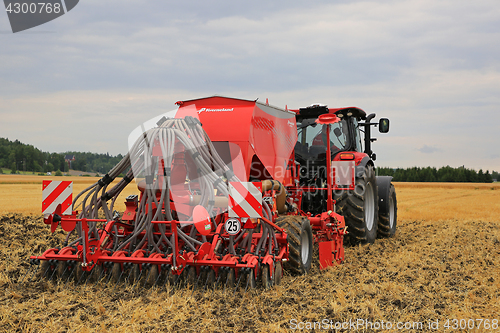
[389,194,395,229]
[301,229,310,264]
[364,182,375,231]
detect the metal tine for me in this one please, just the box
[96,264,106,283]
[84,266,95,287]
[162,265,172,288]
[211,270,223,298]
[132,266,144,291]
[18,265,34,285]
[41,262,52,279]
[170,274,180,295]
[162,270,171,290]
[125,264,134,285]
[76,270,87,286]
[64,263,77,287]
[224,269,231,294]
[151,265,164,290]
[233,269,244,296]
[57,263,70,285]
[146,269,162,296]
[202,268,210,292]
[142,264,153,290]
[48,262,59,281]
[112,268,126,293]
[105,264,118,287]
[181,273,188,290]
[28,265,40,283]
[244,270,251,292]
[190,267,203,298]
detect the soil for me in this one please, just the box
[0,214,499,332]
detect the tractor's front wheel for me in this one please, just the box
[276,216,313,274]
[335,165,378,245]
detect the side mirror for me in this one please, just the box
[379,118,390,133]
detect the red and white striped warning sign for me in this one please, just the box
[228,182,262,218]
[42,180,73,215]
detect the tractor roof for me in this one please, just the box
[330,107,367,120]
[294,105,367,122]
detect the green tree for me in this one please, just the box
[484,170,493,183]
[478,169,484,182]
[45,163,54,173]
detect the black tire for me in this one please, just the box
[378,184,397,237]
[335,165,378,245]
[276,216,313,274]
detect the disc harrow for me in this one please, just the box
[28,116,288,291]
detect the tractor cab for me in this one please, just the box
[295,104,389,167]
[295,105,365,167]
[293,104,393,233]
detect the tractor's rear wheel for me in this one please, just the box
[378,184,397,237]
[335,165,378,245]
[276,216,313,274]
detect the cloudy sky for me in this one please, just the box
[1,0,499,171]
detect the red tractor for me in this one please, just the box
[292,103,397,245]
[28,96,396,289]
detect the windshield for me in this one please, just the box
[296,118,349,161]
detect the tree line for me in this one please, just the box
[1,137,498,181]
[377,166,498,183]
[0,138,123,174]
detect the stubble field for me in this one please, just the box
[0,175,499,332]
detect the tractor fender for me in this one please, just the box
[376,176,393,215]
[355,155,373,178]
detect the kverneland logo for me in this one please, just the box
[197,108,234,114]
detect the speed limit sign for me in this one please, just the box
[224,218,241,235]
